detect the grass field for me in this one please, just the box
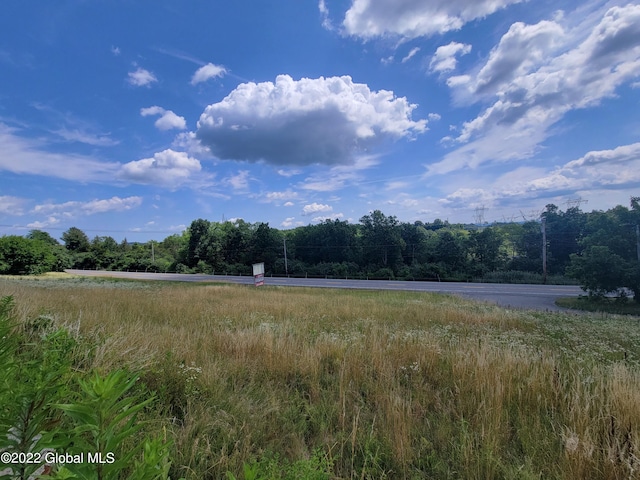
[557,296,640,316]
[1,274,640,479]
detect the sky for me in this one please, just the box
[1,0,640,242]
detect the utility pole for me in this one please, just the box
[151,240,155,263]
[541,217,547,284]
[283,237,288,275]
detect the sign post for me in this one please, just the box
[252,262,265,286]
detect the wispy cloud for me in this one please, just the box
[402,47,420,63]
[0,196,29,216]
[429,3,640,175]
[0,123,119,182]
[299,155,380,192]
[51,127,120,146]
[29,196,143,228]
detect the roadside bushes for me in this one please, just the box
[0,236,58,275]
[0,296,174,479]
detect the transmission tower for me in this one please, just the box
[564,197,588,210]
[473,205,487,225]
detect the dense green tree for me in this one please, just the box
[360,210,405,271]
[62,227,91,252]
[433,229,468,275]
[249,223,282,273]
[567,200,640,300]
[291,219,359,265]
[26,230,72,271]
[542,205,587,274]
[508,221,543,272]
[157,233,188,269]
[567,246,628,298]
[89,236,120,269]
[399,222,429,266]
[468,227,505,275]
[185,219,211,268]
[0,236,56,275]
[219,220,252,265]
[26,230,59,246]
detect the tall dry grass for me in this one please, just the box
[1,276,639,479]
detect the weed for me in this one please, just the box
[2,279,640,478]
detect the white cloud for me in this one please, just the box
[111,46,121,56]
[440,188,498,209]
[343,0,526,40]
[319,0,333,30]
[196,75,426,166]
[429,42,472,72]
[140,106,187,131]
[281,217,303,228]
[224,170,250,191]
[119,149,201,187]
[277,168,302,177]
[385,181,410,190]
[430,4,640,175]
[128,67,157,87]
[190,63,227,85]
[0,123,119,182]
[51,127,119,146]
[442,142,640,207]
[446,75,471,87]
[472,20,565,96]
[0,196,28,216]
[300,155,379,192]
[313,213,344,222]
[32,196,143,219]
[402,47,421,63]
[264,191,300,203]
[27,217,60,229]
[302,203,333,215]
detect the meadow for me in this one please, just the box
[1,274,639,479]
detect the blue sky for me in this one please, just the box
[1,0,639,242]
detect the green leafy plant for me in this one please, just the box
[55,370,157,479]
[1,296,175,479]
[0,297,72,479]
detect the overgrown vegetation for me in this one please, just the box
[2,275,640,479]
[0,295,174,479]
[556,296,640,316]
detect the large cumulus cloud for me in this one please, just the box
[195,75,426,166]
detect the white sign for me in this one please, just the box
[252,262,265,286]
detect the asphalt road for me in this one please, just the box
[65,269,583,312]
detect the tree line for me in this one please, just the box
[1,200,639,300]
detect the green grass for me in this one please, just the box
[556,296,640,316]
[2,275,640,479]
